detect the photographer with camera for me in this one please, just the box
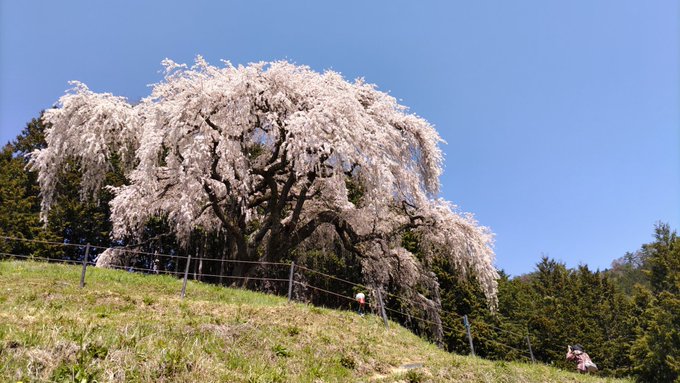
[566,344,598,374]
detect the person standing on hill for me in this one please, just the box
[355,292,366,316]
[566,344,598,373]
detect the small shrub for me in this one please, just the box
[51,362,99,383]
[84,342,108,360]
[20,292,38,303]
[272,344,291,357]
[5,340,21,349]
[405,369,424,383]
[158,347,192,377]
[286,326,301,336]
[93,306,110,318]
[142,296,155,306]
[339,354,356,370]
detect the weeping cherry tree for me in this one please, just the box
[31,57,498,339]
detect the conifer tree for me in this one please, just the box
[0,118,52,256]
[630,224,680,382]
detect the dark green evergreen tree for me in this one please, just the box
[0,143,41,256]
[0,115,122,260]
[0,117,60,257]
[630,224,680,382]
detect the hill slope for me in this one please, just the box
[0,261,629,383]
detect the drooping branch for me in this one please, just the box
[32,57,499,306]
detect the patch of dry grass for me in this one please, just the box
[0,261,631,382]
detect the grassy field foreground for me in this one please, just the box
[0,261,630,383]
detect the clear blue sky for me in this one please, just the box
[1,1,678,276]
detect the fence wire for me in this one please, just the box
[1,235,548,365]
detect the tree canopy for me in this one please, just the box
[31,57,498,307]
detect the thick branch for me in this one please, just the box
[202,181,238,237]
[284,171,317,234]
[290,210,360,253]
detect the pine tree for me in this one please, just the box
[0,117,49,256]
[0,144,41,256]
[630,224,680,382]
[0,116,120,260]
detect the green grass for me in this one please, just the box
[0,260,631,383]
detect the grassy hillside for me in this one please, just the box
[0,261,630,383]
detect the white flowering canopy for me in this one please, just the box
[31,57,498,304]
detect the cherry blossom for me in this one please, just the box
[31,57,498,314]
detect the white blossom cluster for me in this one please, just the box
[31,57,498,304]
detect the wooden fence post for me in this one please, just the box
[463,315,475,357]
[287,262,295,302]
[376,289,389,329]
[79,243,91,288]
[181,252,192,299]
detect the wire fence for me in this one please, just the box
[1,235,551,365]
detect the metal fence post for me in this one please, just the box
[376,289,389,329]
[463,315,475,356]
[526,333,535,363]
[288,262,295,302]
[79,243,91,288]
[181,252,192,299]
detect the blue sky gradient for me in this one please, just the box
[1,1,678,276]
